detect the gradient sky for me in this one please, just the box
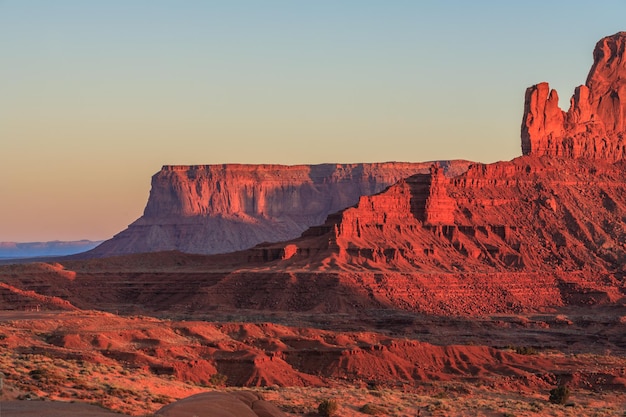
[1,1,625,242]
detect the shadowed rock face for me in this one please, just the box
[522,32,626,161]
[88,162,469,256]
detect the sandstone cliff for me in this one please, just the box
[39,32,625,316]
[89,162,470,256]
[522,32,626,161]
[224,156,625,314]
[299,157,626,275]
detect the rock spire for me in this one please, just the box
[522,32,626,161]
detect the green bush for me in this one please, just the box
[549,386,570,405]
[318,399,338,416]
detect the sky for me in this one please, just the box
[1,1,625,242]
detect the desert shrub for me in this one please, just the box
[359,403,383,415]
[549,386,570,405]
[29,369,46,380]
[209,372,227,387]
[511,345,537,355]
[426,400,450,412]
[150,394,170,404]
[367,381,380,390]
[318,399,338,416]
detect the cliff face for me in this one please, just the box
[328,157,626,274]
[47,157,626,316]
[236,156,626,314]
[522,32,626,161]
[90,30,626,272]
[90,162,470,256]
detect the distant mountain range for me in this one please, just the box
[0,240,103,259]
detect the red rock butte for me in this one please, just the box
[82,33,626,259]
[522,31,626,161]
[87,161,470,257]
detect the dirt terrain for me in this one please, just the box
[1,307,626,416]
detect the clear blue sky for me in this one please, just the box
[1,0,624,241]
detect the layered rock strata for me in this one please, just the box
[89,162,469,256]
[281,157,626,277]
[522,32,626,161]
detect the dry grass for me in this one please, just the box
[1,310,626,416]
[251,384,626,417]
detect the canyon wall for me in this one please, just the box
[89,162,469,256]
[522,32,626,161]
[227,156,626,314]
[325,157,626,275]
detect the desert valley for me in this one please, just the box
[2,32,626,417]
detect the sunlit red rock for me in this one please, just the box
[4,155,625,318]
[522,32,626,161]
[87,161,469,256]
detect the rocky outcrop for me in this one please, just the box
[298,157,626,277]
[522,32,626,161]
[88,162,469,256]
[14,157,616,316]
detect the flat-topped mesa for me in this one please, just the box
[522,32,626,161]
[87,161,471,256]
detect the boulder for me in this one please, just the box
[154,391,286,417]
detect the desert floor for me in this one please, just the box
[1,306,626,416]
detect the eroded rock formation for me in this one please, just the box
[297,157,626,276]
[5,156,624,316]
[88,162,469,256]
[88,32,626,259]
[5,34,625,318]
[522,31,626,161]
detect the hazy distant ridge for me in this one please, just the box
[0,240,103,258]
